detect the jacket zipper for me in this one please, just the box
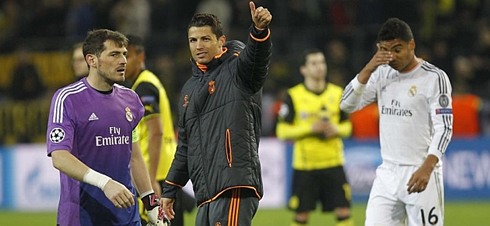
[225,129,232,167]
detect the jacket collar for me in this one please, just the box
[190,40,246,76]
[191,47,231,74]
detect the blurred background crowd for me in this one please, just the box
[0,0,488,144]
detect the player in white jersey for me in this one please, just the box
[340,18,453,226]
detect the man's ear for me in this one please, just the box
[299,65,306,77]
[87,54,97,68]
[218,35,226,47]
[409,39,416,51]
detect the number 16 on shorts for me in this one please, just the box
[420,206,439,225]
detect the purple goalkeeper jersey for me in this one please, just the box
[47,78,144,226]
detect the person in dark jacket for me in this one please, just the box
[160,1,272,226]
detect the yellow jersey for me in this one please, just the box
[132,70,176,180]
[276,83,352,170]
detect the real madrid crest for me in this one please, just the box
[439,94,449,107]
[408,85,417,97]
[125,107,133,122]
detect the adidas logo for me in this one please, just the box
[88,113,99,121]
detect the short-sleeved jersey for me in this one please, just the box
[276,83,352,170]
[132,70,177,181]
[46,78,144,226]
[340,60,453,165]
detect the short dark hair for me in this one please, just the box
[126,34,145,54]
[299,48,324,66]
[83,29,128,58]
[188,13,223,38]
[377,18,414,43]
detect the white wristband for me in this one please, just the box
[140,190,155,198]
[83,169,111,189]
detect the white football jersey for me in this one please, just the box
[340,60,453,165]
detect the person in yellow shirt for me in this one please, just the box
[125,34,193,226]
[276,48,353,226]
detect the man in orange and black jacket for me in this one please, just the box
[161,2,272,226]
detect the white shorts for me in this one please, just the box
[365,161,444,226]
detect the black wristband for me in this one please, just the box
[141,193,158,211]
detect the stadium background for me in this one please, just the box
[0,0,489,225]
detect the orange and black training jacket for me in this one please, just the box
[162,25,272,207]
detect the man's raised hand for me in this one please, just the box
[250,1,272,29]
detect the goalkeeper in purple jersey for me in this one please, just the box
[47,29,166,226]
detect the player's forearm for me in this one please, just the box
[145,116,163,180]
[51,150,90,181]
[131,160,152,194]
[340,78,366,113]
[131,144,153,194]
[358,68,374,84]
[148,134,162,180]
[237,26,272,92]
[164,146,190,188]
[428,113,453,161]
[52,150,114,190]
[275,122,312,140]
[337,120,352,138]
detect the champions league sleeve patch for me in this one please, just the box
[49,128,65,143]
[435,108,452,115]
